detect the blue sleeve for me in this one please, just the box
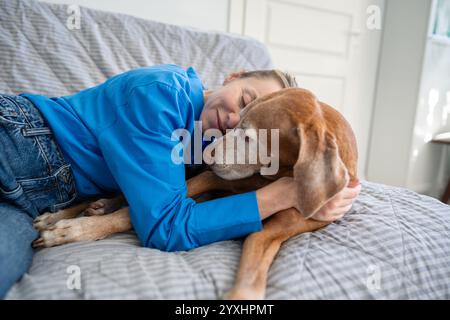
[98,83,262,251]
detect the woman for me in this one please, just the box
[0,64,361,297]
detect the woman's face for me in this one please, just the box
[200,75,283,133]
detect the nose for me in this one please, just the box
[227,112,240,129]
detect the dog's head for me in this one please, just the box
[205,88,358,218]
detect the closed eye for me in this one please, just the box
[240,91,246,109]
[240,89,255,109]
[239,90,246,109]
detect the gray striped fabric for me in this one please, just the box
[2,0,450,299]
[0,0,273,96]
[6,181,450,299]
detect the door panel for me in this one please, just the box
[239,0,384,178]
[267,2,353,56]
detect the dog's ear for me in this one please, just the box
[293,125,349,218]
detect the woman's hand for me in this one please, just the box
[256,177,361,222]
[311,180,361,222]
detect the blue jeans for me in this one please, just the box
[0,94,77,298]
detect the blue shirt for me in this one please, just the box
[22,64,262,251]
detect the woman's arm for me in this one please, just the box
[256,177,361,221]
[255,177,297,220]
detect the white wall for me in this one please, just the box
[367,0,450,198]
[41,0,231,32]
[367,0,431,187]
[407,36,450,196]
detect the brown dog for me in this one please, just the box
[32,88,358,299]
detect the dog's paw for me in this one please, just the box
[32,216,106,248]
[83,197,123,216]
[32,219,76,248]
[33,212,59,231]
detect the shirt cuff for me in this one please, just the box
[193,191,263,245]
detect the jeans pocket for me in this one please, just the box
[18,164,77,214]
[0,183,39,219]
[0,95,27,125]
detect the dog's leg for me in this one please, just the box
[186,170,229,198]
[31,172,226,247]
[33,202,90,231]
[186,170,272,197]
[82,194,126,216]
[31,172,273,247]
[32,207,132,248]
[224,208,330,300]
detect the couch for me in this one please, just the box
[1,0,450,299]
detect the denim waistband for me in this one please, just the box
[0,94,78,216]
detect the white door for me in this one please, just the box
[233,0,384,178]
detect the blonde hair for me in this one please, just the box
[236,69,298,88]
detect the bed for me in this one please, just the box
[2,0,450,299]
